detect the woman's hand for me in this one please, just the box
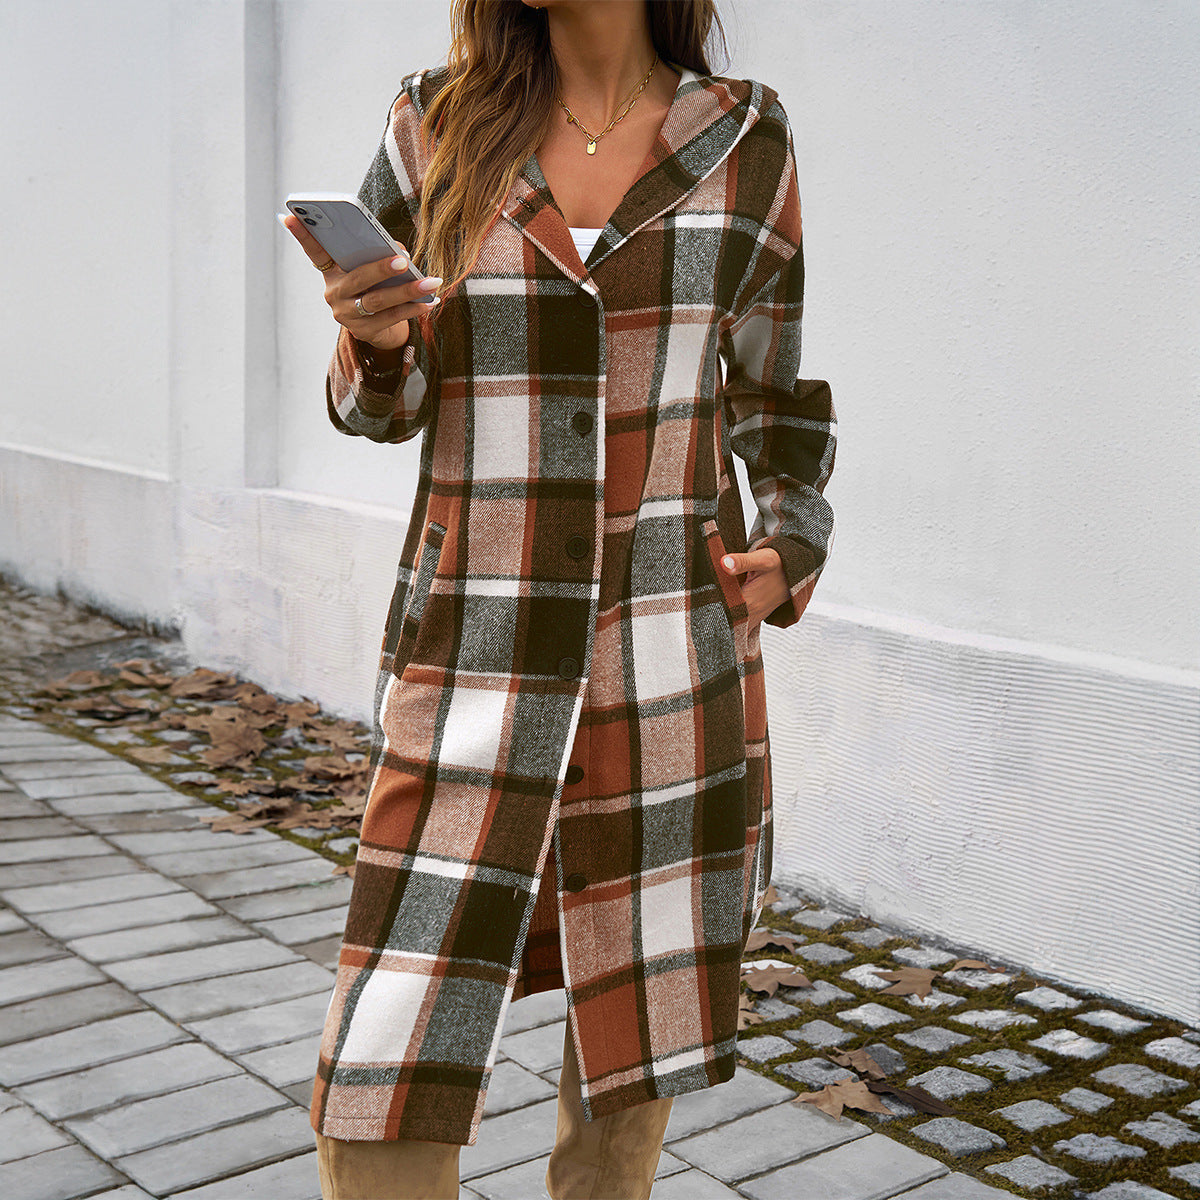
[280,212,441,352]
[719,546,788,628]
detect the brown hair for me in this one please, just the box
[413,0,727,299]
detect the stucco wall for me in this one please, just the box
[1,0,1196,1023]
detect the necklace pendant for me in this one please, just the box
[586,140,596,155]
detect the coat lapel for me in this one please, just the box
[501,68,769,278]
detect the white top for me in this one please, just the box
[568,226,604,260]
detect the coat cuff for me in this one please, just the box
[343,325,418,416]
[751,533,818,629]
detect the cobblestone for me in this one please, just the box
[984,1154,1078,1189]
[789,907,854,931]
[784,1019,854,1048]
[1017,985,1083,1011]
[841,963,891,989]
[1092,1183,1184,1200]
[960,1049,1050,1080]
[1144,1035,1200,1070]
[911,1116,1006,1157]
[1122,1111,1200,1148]
[908,1066,994,1100]
[842,927,893,948]
[951,1008,1037,1031]
[940,968,1016,989]
[794,941,854,965]
[1076,1009,1153,1035]
[1053,1133,1147,1162]
[1092,1063,1190,1097]
[994,1098,1073,1130]
[1061,1086,1116,1113]
[891,945,959,969]
[777,1057,858,1089]
[735,1034,794,1062]
[778,979,855,1007]
[896,1026,973,1053]
[1167,1163,1200,1189]
[837,1002,911,1028]
[1029,1028,1112,1059]
[905,988,967,1010]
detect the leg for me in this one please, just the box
[314,1127,460,1200]
[546,1022,674,1200]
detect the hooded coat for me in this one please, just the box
[310,63,836,1147]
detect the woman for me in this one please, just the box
[282,1,836,1196]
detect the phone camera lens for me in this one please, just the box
[304,217,317,226]
[294,206,309,216]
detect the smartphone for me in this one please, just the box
[284,193,435,302]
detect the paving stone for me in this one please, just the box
[0,742,114,763]
[994,1098,1073,1130]
[0,833,116,865]
[103,936,299,991]
[1092,1183,1185,1200]
[113,1105,315,1194]
[911,1116,1006,1156]
[81,1186,156,1200]
[50,789,199,816]
[789,906,854,930]
[1092,1062,1189,1097]
[1167,1163,1200,1189]
[36,889,219,940]
[896,1026,973,1053]
[1180,1098,1200,1118]
[0,759,134,781]
[669,1097,867,1181]
[663,1069,795,1140]
[183,857,336,899]
[67,914,253,963]
[482,1059,557,1116]
[502,988,565,1036]
[0,982,144,1046]
[872,1093,918,1121]
[0,907,28,933]
[738,1130,946,1200]
[0,928,67,967]
[65,1073,290,1158]
[139,960,333,1021]
[906,988,966,1010]
[951,1008,1037,1031]
[1144,1035,1200,1070]
[940,968,1016,989]
[458,1098,559,1180]
[185,990,332,1054]
[108,827,276,856]
[0,955,108,1006]
[217,877,353,922]
[18,774,170,800]
[0,854,140,890]
[959,1048,1049,1081]
[253,905,349,945]
[779,978,855,1007]
[793,942,853,965]
[837,1002,910,1028]
[841,963,891,989]
[1075,1009,1152,1035]
[892,945,958,968]
[0,1102,75,1160]
[900,1174,1014,1198]
[842,927,894,948]
[640,1169,748,1199]
[64,807,211,835]
[777,1056,857,1089]
[160,1148,320,1199]
[1017,985,1083,1011]
[0,1140,125,1198]
[143,839,315,878]
[750,996,801,1022]
[0,815,80,840]
[1029,1028,1112,1060]
[1060,1086,1115,1113]
[862,1042,907,1075]
[984,1154,1077,1188]
[784,1019,854,1048]
[908,1066,994,1100]
[1123,1111,1200,1148]
[500,1019,565,1076]
[236,1034,320,1087]
[0,1008,189,1085]
[1,870,183,914]
[1053,1133,1147,1162]
[0,794,50,818]
[736,1034,794,1062]
[17,1041,241,1118]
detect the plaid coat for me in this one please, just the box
[310,64,836,1146]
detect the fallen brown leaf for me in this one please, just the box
[761,884,781,906]
[745,927,804,954]
[872,966,939,998]
[741,965,812,996]
[794,1080,892,1121]
[125,745,182,765]
[827,1048,888,1080]
[948,958,1005,973]
[331,862,355,878]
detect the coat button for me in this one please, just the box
[566,535,588,559]
[558,657,580,680]
[565,873,588,892]
[572,411,594,435]
[565,764,584,785]
[577,290,597,308]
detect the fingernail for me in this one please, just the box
[722,556,735,570]
[390,256,408,271]
[418,276,443,291]
[276,212,290,229]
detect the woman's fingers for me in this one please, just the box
[719,548,780,579]
[278,211,344,274]
[718,546,787,626]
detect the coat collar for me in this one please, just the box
[501,68,771,284]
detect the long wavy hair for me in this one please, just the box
[413,0,728,300]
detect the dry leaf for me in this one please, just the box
[168,668,239,698]
[872,966,939,999]
[742,965,812,996]
[280,699,321,725]
[827,1048,888,1080]
[303,755,360,780]
[55,669,113,691]
[745,927,803,954]
[125,745,182,765]
[762,884,781,906]
[331,862,355,878]
[948,958,1004,973]
[197,811,275,833]
[794,1080,892,1121]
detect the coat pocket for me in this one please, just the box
[393,520,447,679]
[699,518,750,664]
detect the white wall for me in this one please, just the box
[1,0,1196,1023]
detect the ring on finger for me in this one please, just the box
[314,257,337,272]
[354,297,375,318]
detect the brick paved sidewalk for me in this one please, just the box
[0,714,1020,1200]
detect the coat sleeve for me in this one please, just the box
[719,106,837,630]
[326,77,434,445]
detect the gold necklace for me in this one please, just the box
[557,54,658,155]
